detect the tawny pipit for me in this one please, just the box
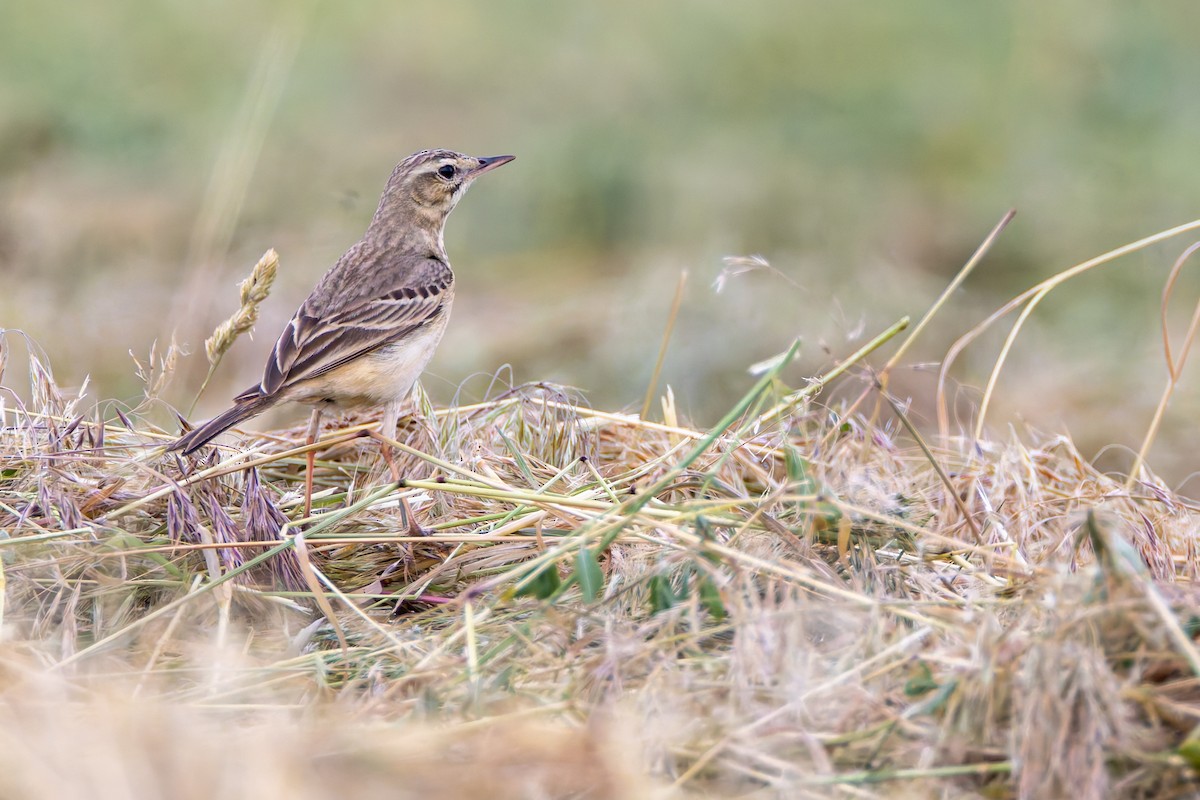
[172,149,514,459]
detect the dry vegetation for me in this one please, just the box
[3,229,1200,799]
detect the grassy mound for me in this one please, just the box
[4,218,1200,797]
[2,317,1199,799]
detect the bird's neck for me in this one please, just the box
[367,200,450,260]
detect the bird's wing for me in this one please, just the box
[250,261,452,398]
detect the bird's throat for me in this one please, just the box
[367,201,450,259]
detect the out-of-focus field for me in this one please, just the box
[6,2,1200,477]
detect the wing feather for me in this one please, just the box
[254,259,452,397]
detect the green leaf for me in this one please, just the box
[908,678,959,717]
[903,662,939,697]
[814,502,842,528]
[784,446,814,493]
[515,564,561,600]
[497,430,538,488]
[698,575,726,620]
[649,574,677,614]
[678,566,691,597]
[575,545,604,603]
[1179,726,1200,771]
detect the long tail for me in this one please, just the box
[169,393,276,455]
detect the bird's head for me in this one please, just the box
[376,149,515,229]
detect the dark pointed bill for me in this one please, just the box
[473,155,516,175]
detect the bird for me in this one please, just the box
[171,149,515,467]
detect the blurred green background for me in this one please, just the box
[4,1,1200,480]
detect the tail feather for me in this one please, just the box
[170,394,275,454]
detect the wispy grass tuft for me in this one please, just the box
[190,248,279,412]
[203,248,279,367]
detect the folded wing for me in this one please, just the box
[243,262,452,401]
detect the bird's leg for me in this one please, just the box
[385,450,422,536]
[379,400,403,482]
[378,399,402,481]
[304,407,322,519]
[371,400,423,536]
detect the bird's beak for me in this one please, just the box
[472,155,516,176]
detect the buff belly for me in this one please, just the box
[287,314,450,410]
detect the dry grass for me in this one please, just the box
[3,229,1200,798]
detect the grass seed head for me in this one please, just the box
[203,248,279,365]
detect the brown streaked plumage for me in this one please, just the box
[171,149,515,455]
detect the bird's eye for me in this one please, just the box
[437,165,456,179]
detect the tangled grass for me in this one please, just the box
[3,222,1200,798]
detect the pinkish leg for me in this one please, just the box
[303,407,322,519]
